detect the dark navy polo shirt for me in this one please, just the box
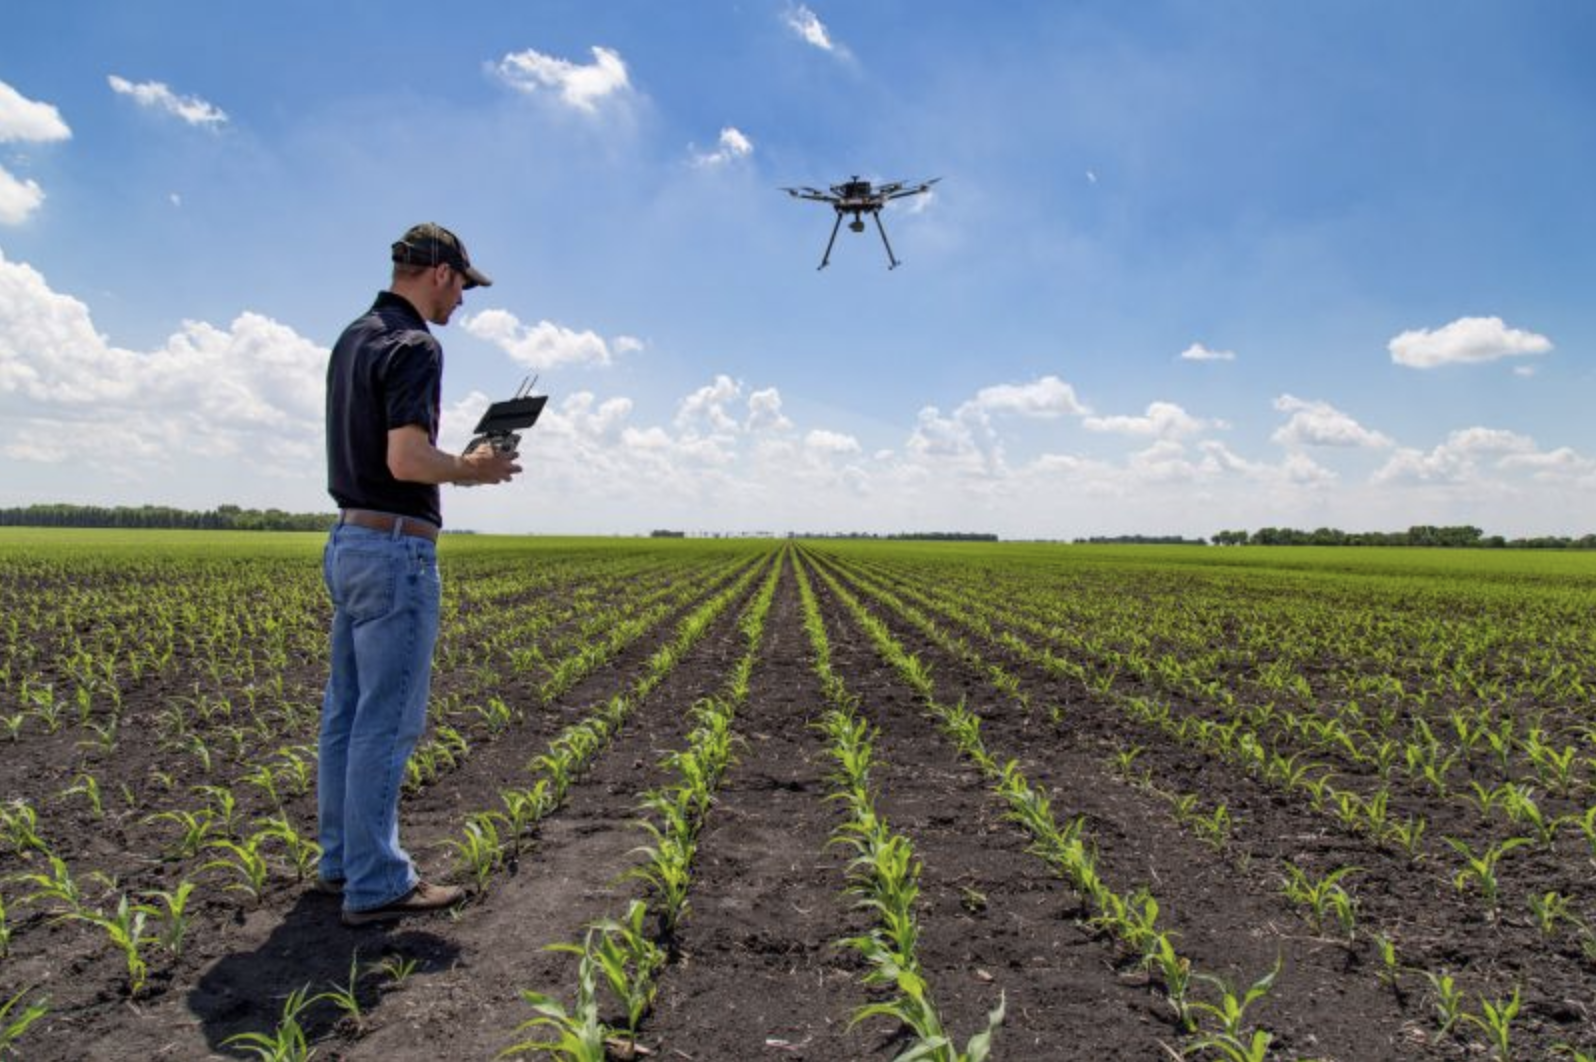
[325,291,444,527]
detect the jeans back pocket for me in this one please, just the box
[332,547,398,621]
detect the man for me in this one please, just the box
[320,222,520,926]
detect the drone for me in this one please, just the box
[783,175,940,270]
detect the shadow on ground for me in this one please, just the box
[188,893,461,1054]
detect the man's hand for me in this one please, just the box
[388,424,522,486]
[459,445,521,485]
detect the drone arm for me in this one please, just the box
[873,212,901,270]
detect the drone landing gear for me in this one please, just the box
[818,212,844,270]
[817,209,902,269]
[873,212,902,270]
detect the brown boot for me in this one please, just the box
[341,881,465,926]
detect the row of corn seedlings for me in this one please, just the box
[504,549,784,1058]
[794,556,1004,1061]
[443,552,776,894]
[801,551,1283,1060]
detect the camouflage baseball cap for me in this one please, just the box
[391,222,493,289]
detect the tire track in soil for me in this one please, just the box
[805,558,1178,1061]
[12,558,768,1062]
[812,553,1431,1061]
[639,558,864,1061]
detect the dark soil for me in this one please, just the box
[2,545,1590,1061]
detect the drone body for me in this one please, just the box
[783,175,940,269]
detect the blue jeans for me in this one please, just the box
[318,521,441,912]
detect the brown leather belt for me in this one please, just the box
[339,509,439,542]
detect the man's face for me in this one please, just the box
[428,264,466,326]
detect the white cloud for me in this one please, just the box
[107,75,228,127]
[746,387,792,433]
[0,248,322,470]
[970,375,1089,418]
[0,80,71,142]
[491,46,631,112]
[785,4,837,51]
[692,126,754,167]
[0,166,45,225]
[1373,427,1538,485]
[462,309,632,370]
[0,81,70,226]
[1180,342,1235,362]
[1271,394,1391,449]
[1388,316,1552,368]
[677,374,743,434]
[1084,401,1220,439]
[805,429,860,455]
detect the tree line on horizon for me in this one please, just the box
[1211,525,1596,550]
[0,503,333,532]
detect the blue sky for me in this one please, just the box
[2,1,1592,536]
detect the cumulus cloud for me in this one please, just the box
[462,309,636,370]
[0,80,71,226]
[0,167,45,225]
[970,375,1089,418]
[107,75,228,127]
[1374,427,1539,485]
[746,387,792,433]
[1271,394,1391,449]
[491,46,631,112]
[906,375,1091,476]
[1180,342,1235,362]
[0,248,322,466]
[0,80,71,142]
[676,374,743,434]
[691,126,753,167]
[806,428,860,455]
[1388,316,1552,369]
[1084,401,1220,439]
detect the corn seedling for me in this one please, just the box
[367,952,420,987]
[1460,987,1520,1062]
[447,814,505,893]
[74,894,155,995]
[1186,1030,1274,1062]
[582,900,665,1036]
[1189,956,1281,1040]
[1145,931,1195,1031]
[15,852,83,918]
[0,800,49,858]
[1279,863,1359,939]
[1421,969,1464,1037]
[1,988,49,1055]
[202,836,272,904]
[0,890,9,958]
[142,879,196,957]
[223,983,318,1062]
[147,808,217,860]
[255,814,321,882]
[1444,835,1531,914]
[319,950,368,1033]
[1372,932,1402,996]
[504,941,608,1060]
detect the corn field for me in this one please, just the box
[1,529,1593,1061]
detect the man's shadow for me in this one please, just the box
[189,892,461,1054]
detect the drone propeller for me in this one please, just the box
[881,177,941,200]
[783,186,834,201]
